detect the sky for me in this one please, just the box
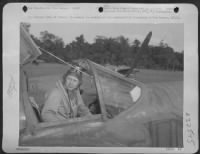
[30,23,184,52]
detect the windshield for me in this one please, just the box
[88,60,141,117]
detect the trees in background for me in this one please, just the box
[31,30,183,71]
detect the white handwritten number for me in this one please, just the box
[185,112,195,146]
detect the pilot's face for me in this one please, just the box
[65,75,79,91]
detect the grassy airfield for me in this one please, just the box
[25,63,183,84]
[24,63,183,84]
[130,69,183,84]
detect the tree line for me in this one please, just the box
[31,29,183,71]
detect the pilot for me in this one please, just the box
[41,67,91,122]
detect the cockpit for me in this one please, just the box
[20,59,142,132]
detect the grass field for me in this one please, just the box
[130,69,183,84]
[24,63,183,84]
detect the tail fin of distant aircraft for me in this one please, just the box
[126,31,152,77]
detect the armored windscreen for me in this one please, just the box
[89,61,140,116]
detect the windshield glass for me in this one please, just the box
[89,61,141,117]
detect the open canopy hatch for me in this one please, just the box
[20,24,41,65]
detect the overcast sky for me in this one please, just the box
[30,23,183,52]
